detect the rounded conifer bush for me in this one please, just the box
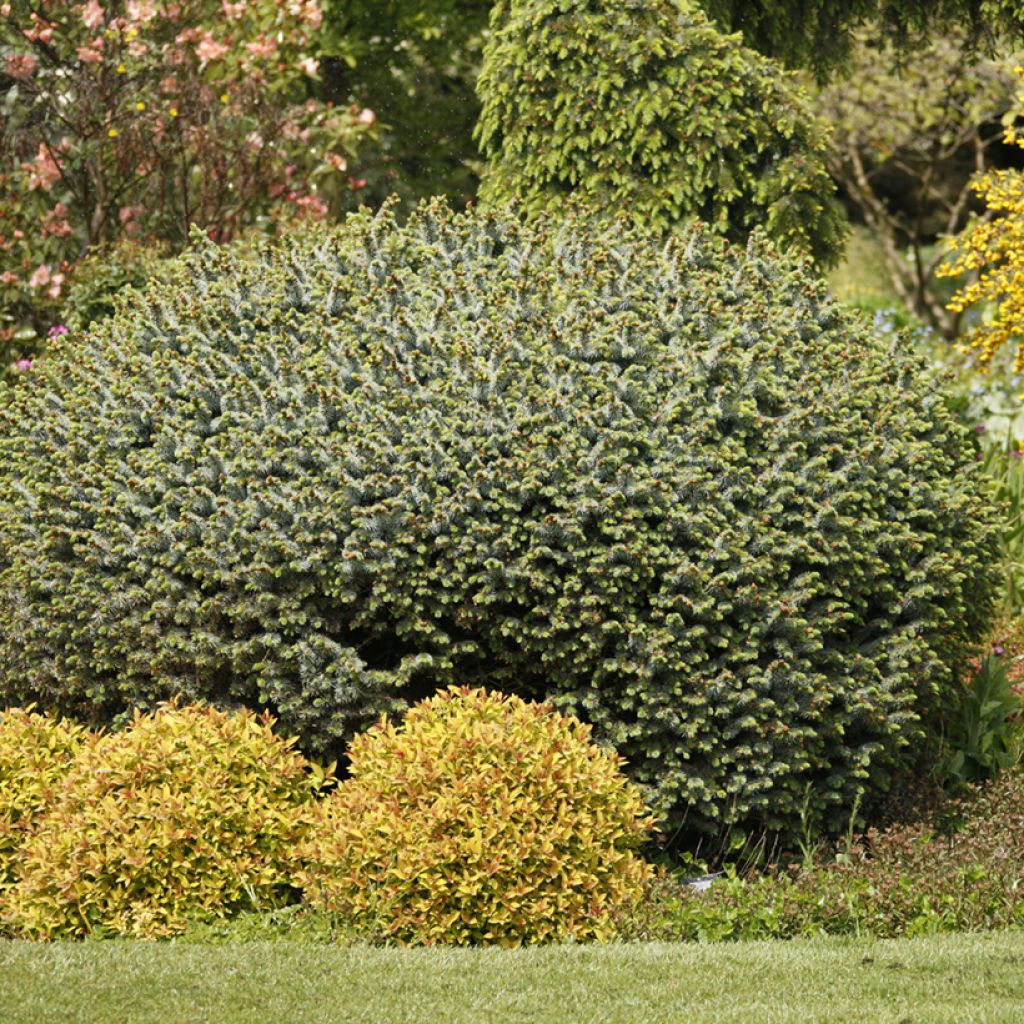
[300,686,655,945]
[0,200,998,840]
[475,0,847,267]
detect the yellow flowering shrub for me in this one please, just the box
[4,703,333,939]
[943,69,1024,370]
[299,687,655,947]
[0,707,89,899]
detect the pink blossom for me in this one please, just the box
[42,203,73,238]
[126,0,156,21]
[26,19,55,43]
[245,36,277,59]
[4,53,37,80]
[29,270,66,300]
[302,1,322,28]
[293,194,328,218]
[221,0,247,18]
[0,272,19,285]
[357,107,376,127]
[14,359,33,373]
[48,324,69,338]
[28,265,51,289]
[76,40,105,64]
[25,144,62,192]
[327,153,348,172]
[196,35,230,62]
[348,177,368,190]
[80,0,105,30]
[298,57,319,76]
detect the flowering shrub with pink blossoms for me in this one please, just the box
[0,0,376,371]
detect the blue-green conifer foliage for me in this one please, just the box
[0,202,997,838]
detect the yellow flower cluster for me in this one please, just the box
[943,69,1024,372]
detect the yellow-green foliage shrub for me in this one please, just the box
[0,708,88,896]
[5,703,332,939]
[300,687,655,946]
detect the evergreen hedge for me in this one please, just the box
[0,201,997,839]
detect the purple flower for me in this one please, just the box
[975,424,986,433]
[994,645,1006,656]
[14,358,33,372]
[47,324,69,338]
[1014,451,1024,460]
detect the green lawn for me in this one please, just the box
[2,932,1023,1024]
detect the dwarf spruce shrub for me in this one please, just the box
[475,0,847,266]
[0,200,997,840]
[4,704,331,938]
[300,687,654,946]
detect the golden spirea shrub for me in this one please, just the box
[5,703,332,939]
[0,707,88,897]
[299,687,655,946]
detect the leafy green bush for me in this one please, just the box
[3,703,331,939]
[0,239,175,389]
[475,0,846,266]
[944,656,1024,786]
[0,707,88,899]
[59,240,173,338]
[619,766,1024,941]
[300,687,654,946]
[0,200,997,842]
[978,436,1024,614]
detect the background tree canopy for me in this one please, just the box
[819,27,1021,337]
[703,0,1024,76]
[318,0,493,206]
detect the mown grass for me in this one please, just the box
[2,931,1023,1024]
